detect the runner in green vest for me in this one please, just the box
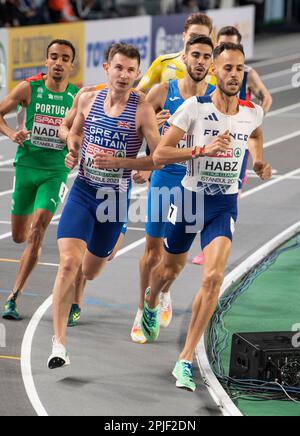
[0,39,79,320]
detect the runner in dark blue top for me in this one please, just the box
[131,35,216,344]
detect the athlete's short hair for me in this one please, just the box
[186,35,214,53]
[217,26,242,44]
[107,43,141,66]
[47,39,76,62]
[213,43,245,60]
[184,13,213,35]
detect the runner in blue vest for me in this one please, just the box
[131,35,216,343]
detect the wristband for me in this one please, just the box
[192,146,205,159]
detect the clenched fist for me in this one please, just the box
[253,161,272,181]
[65,149,79,170]
[10,130,31,146]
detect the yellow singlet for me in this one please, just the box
[139,51,216,92]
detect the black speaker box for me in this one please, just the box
[229,332,300,386]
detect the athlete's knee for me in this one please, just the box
[202,270,224,296]
[82,269,99,281]
[143,243,163,269]
[159,260,184,283]
[59,255,82,279]
[12,232,27,244]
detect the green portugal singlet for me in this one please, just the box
[12,75,79,216]
[15,76,79,172]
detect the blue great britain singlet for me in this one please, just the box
[78,89,143,192]
[160,80,215,176]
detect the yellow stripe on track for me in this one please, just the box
[0,355,21,361]
[0,258,58,267]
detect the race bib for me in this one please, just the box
[31,115,65,150]
[185,146,244,195]
[59,182,69,204]
[83,144,125,186]
[168,204,178,226]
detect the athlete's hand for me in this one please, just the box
[65,149,79,170]
[156,110,170,129]
[253,161,272,180]
[204,130,231,156]
[93,153,119,169]
[133,170,151,184]
[10,130,31,146]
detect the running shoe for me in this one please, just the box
[68,304,81,327]
[172,360,196,392]
[141,288,160,342]
[192,252,205,266]
[2,299,20,321]
[131,309,147,344]
[159,291,172,328]
[47,337,70,370]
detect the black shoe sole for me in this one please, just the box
[48,357,66,370]
[2,315,21,321]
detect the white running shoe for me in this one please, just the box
[159,291,173,328]
[131,309,147,344]
[47,337,70,370]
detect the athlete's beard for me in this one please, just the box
[53,75,64,83]
[186,64,208,83]
[218,77,242,97]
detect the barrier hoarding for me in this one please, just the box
[0,29,8,99]
[151,6,255,61]
[85,16,152,86]
[7,23,84,92]
[208,6,255,60]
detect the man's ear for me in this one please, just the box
[136,68,142,81]
[212,62,217,76]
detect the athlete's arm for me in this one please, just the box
[248,69,273,114]
[136,57,163,93]
[248,126,272,180]
[153,125,231,166]
[65,93,91,169]
[0,81,31,145]
[146,82,170,128]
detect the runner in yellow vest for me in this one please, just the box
[137,13,213,94]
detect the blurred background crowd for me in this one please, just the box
[0,1,262,27]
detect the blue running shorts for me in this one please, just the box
[57,178,130,258]
[164,185,238,255]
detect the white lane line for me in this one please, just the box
[197,220,300,416]
[241,168,300,199]
[0,232,12,240]
[20,163,300,416]
[251,53,300,68]
[21,297,52,417]
[0,189,13,197]
[261,68,293,81]
[0,159,14,167]
[21,233,147,417]
[269,84,294,95]
[266,102,300,118]
[264,130,300,149]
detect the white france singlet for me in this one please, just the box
[169,95,264,195]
